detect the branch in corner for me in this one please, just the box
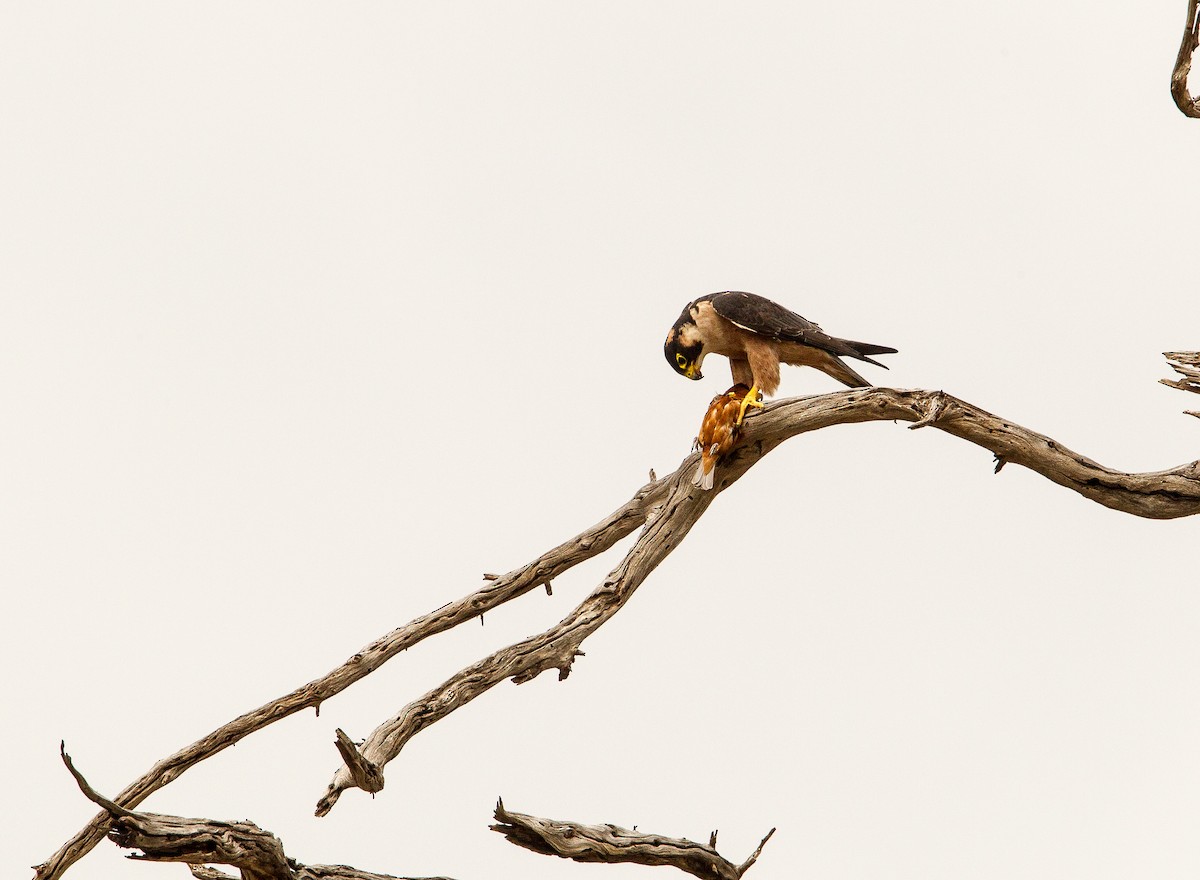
[1172,0,1200,117]
[491,799,775,880]
[59,743,452,880]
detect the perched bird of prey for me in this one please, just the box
[664,291,897,423]
[692,384,751,491]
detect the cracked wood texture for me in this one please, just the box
[492,801,774,880]
[60,744,451,880]
[110,812,456,880]
[38,380,1200,878]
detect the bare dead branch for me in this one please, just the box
[735,827,777,876]
[58,742,134,819]
[315,460,719,815]
[112,815,292,880]
[34,474,666,880]
[749,388,1200,519]
[1172,0,1200,117]
[316,385,1200,812]
[491,800,774,880]
[40,382,1200,876]
[62,743,453,880]
[112,810,454,880]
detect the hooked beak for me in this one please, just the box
[685,365,702,380]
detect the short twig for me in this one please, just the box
[59,742,135,818]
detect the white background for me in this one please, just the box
[4,4,1198,879]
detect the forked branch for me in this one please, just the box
[315,384,1200,813]
[33,475,666,880]
[60,744,450,880]
[37,375,1200,878]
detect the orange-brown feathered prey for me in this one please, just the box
[692,384,751,491]
[664,291,897,423]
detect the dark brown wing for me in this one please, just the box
[704,291,896,368]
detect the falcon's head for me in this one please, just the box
[664,306,705,380]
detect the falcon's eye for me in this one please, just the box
[675,353,687,368]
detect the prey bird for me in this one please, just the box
[692,384,751,491]
[664,291,897,423]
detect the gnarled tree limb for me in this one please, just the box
[316,384,1200,814]
[315,453,722,815]
[491,800,775,880]
[38,377,1200,876]
[60,744,452,880]
[1173,0,1200,117]
[33,476,667,880]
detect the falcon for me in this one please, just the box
[664,291,897,423]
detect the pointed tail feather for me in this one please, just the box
[841,338,897,369]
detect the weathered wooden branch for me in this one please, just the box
[314,386,1200,813]
[60,744,452,880]
[32,476,666,880]
[1162,351,1200,417]
[491,800,775,880]
[1173,0,1200,117]
[315,453,722,815]
[38,378,1200,877]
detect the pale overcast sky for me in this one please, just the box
[4,4,1199,879]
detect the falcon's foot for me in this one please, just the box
[735,385,764,426]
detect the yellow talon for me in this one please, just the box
[735,385,764,426]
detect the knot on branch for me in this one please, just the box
[907,390,949,430]
[511,647,586,684]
